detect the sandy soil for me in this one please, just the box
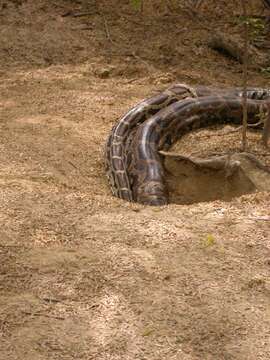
[0,1,270,359]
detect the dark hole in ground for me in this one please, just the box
[166,159,254,204]
[163,125,270,205]
[165,152,270,205]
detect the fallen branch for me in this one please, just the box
[208,32,264,67]
[209,33,245,63]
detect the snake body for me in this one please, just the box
[128,95,268,205]
[105,84,270,205]
[105,84,207,201]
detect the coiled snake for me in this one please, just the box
[105,84,270,205]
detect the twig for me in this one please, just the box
[61,11,98,17]
[95,0,113,43]
[189,121,265,140]
[80,26,94,31]
[140,0,144,14]
[262,0,270,10]
[241,0,248,151]
[41,297,61,303]
[22,311,65,320]
[234,14,270,19]
[66,160,90,183]
[121,78,139,84]
[73,11,97,17]
[248,216,270,221]
[103,15,113,43]
[253,152,270,156]
[194,0,206,10]
[262,102,270,147]
[166,335,174,347]
[248,120,264,127]
[165,0,175,12]
[198,126,242,139]
[130,51,155,73]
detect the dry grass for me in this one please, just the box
[0,1,270,359]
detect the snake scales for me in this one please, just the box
[105,84,270,205]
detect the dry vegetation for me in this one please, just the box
[0,1,270,359]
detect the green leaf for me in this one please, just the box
[203,234,216,247]
[131,0,141,10]
[142,328,155,336]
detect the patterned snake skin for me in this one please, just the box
[105,84,270,205]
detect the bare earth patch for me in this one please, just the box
[0,1,270,360]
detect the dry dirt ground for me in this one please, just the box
[0,1,270,359]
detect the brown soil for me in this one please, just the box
[0,1,270,359]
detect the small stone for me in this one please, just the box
[94,66,115,79]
